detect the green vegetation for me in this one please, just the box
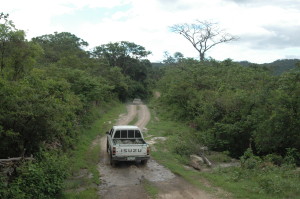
[239,59,300,75]
[142,179,159,199]
[0,13,153,198]
[62,103,125,199]
[148,56,300,198]
[1,10,300,198]
[146,112,227,197]
[128,114,139,126]
[0,152,69,199]
[157,58,300,160]
[148,102,300,199]
[202,152,300,199]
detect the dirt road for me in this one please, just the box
[97,102,219,199]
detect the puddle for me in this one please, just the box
[99,159,175,188]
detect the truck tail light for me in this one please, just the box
[147,147,150,155]
[112,147,116,155]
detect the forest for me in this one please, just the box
[1,12,300,198]
[157,57,300,159]
[0,13,155,198]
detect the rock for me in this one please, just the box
[189,154,204,170]
[190,154,204,164]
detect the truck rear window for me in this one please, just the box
[135,130,141,138]
[128,130,134,138]
[113,129,142,139]
[114,130,121,138]
[121,130,127,138]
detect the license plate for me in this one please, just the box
[127,157,135,161]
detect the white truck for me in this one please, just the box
[106,125,150,166]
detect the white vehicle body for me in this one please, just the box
[106,125,150,166]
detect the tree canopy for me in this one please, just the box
[157,59,300,159]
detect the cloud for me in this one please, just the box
[2,0,300,63]
[237,25,300,49]
[225,0,300,9]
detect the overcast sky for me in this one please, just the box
[2,0,300,63]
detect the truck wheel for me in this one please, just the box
[110,155,116,167]
[106,140,109,153]
[141,160,148,165]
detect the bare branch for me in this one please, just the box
[0,156,35,163]
[170,20,238,61]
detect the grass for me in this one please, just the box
[146,110,228,198]
[206,151,232,163]
[62,188,99,199]
[61,102,126,199]
[201,166,300,199]
[142,179,159,199]
[128,105,139,125]
[147,98,300,199]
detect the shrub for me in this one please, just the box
[240,148,262,169]
[283,148,300,166]
[264,154,283,166]
[0,152,68,199]
[258,176,283,194]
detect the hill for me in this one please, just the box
[238,59,300,75]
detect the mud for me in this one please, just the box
[156,177,216,199]
[116,104,137,126]
[134,104,151,130]
[98,134,175,198]
[97,101,221,199]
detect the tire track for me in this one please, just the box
[116,104,137,125]
[134,105,151,130]
[98,101,220,199]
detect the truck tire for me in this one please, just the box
[106,140,109,153]
[141,159,148,165]
[110,154,116,167]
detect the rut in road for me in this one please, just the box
[97,102,221,199]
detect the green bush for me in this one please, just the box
[264,154,283,166]
[283,148,300,166]
[258,176,283,194]
[0,152,68,199]
[158,60,300,160]
[240,148,262,169]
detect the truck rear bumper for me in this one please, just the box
[112,156,150,161]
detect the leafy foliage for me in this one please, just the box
[158,59,300,160]
[92,41,152,100]
[0,153,68,199]
[32,32,89,66]
[0,71,82,157]
[0,14,154,198]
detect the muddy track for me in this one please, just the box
[134,104,150,130]
[97,102,219,199]
[115,105,137,126]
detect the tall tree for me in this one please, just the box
[0,13,41,80]
[0,13,14,75]
[170,20,238,61]
[92,41,152,99]
[92,41,151,68]
[92,41,151,79]
[32,32,89,66]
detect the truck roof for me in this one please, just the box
[113,125,140,130]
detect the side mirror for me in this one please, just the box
[106,131,109,135]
